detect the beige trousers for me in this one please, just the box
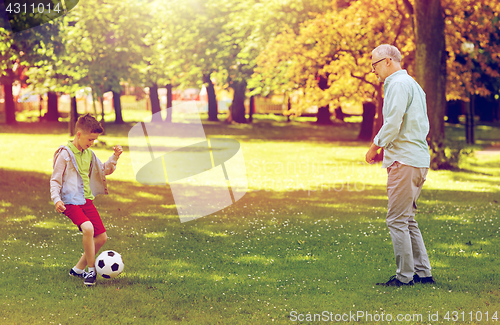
[386,161,432,283]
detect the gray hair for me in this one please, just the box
[372,44,402,63]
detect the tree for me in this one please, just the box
[132,0,182,123]
[58,0,145,125]
[407,0,500,167]
[169,0,331,123]
[24,0,144,129]
[408,0,448,169]
[254,0,413,137]
[168,0,230,122]
[257,0,499,168]
[0,21,61,124]
[224,0,332,123]
[358,102,376,141]
[443,0,500,101]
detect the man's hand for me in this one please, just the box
[365,143,381,164]
[113,145,123,158]
[55,201,66,213]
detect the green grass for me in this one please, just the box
[1,116,500,324]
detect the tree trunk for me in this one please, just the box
[287,95,291,122]
[248,95,254,123]
[165,84,172,123]
[465,94,475,144]
[446,100,462,124]
[92,89,98,116]
[334,106,344,121]
[112,90,124,124]
[316,105,332,124]
[46,92,59,121]
[315,73,332,124]
[496,98,500,121]
[414,0,448,169]
[3,83,16,125]
[372,85,385,162]
[69,96,78,136]
[149,83,162,122]
[203,74,218,121]
[230,80,247,123]
[1,69,17,125]
[39,94,43,119]
[358,102,376,141]
[372,84,384,140]
[99,96,106,135]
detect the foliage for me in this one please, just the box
[25,0,146,98]
[131,0,182,88]
[164,0,332,122]
[254,0,500,111]
[0,19,63,124]
[443,0,500,100]
[162,0,229,89]
[0,11,61,76]
[214,0,331,87]
[253,0,414,112]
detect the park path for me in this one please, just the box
[475,144,500,155]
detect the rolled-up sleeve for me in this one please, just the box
[373,82,409,149]
[103,154,118,175]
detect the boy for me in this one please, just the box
[50,114,123,286]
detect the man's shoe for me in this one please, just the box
[376,275,414,287]
[84,271,97,286]
[413,274,436,284]
[69,268,88,279]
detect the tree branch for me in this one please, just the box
[401,0,415,37]
[392,11,406,45]
[350,71,377,88]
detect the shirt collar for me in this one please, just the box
[384,69,407,87]
[67,140,85,155]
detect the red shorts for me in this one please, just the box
[64,199,106,237]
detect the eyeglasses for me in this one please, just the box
[372,57,390,69]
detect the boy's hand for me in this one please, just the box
[55,201,66,213]
[113,145,123,158]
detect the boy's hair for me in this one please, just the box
[75,114,104,134]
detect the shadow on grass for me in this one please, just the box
[1,167,498,223]
[1,166,498,248]
[447,173,500,188]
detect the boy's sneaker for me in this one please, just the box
[69,268,88,279]
[84,271,97,287]
[413,274,436,284]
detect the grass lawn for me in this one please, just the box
[1,113,500,324]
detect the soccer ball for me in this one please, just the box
[95,250,124,279]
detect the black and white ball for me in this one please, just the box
[95,250,124,279]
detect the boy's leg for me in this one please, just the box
[80,221,99,286]
[75,200,108,278]
[65,200,107,285]
[80,221,96,268]
[75,232,108,270]
[79,229,107,287]
[65,204,92,276]
[94,232,108,251]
